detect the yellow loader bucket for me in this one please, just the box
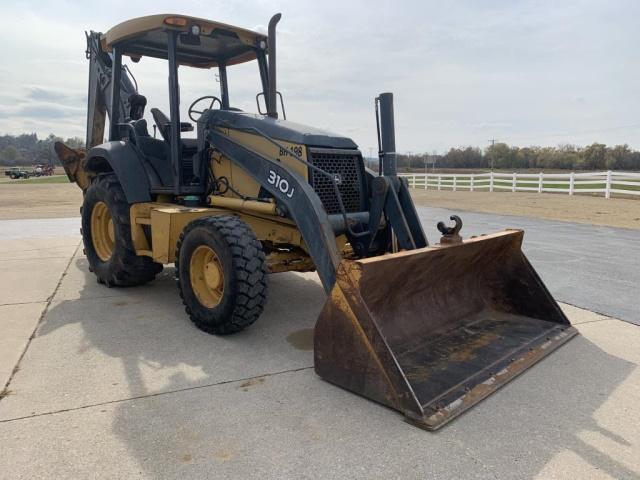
[314,229,577,430]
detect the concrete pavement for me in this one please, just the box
[0,216,639,479]
[0,217,80,241]
[0,231,80,391]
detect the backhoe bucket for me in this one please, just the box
[54,142,90,190]
[314,229,577,430]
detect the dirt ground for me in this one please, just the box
[410,189,639,230]
[0,182,637,229]
[0,183,82,220]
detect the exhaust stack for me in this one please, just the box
[267,13,282,118]
[376,92,397,177]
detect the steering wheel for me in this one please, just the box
[188,96,222,122]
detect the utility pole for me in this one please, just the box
[487,138,497,170]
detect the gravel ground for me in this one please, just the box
[410,189,640,229]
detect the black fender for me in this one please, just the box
[85,141,152,203]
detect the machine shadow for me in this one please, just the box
[37,257,323,398]
[36,257,638,479]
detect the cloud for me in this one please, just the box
[28,87,71,103]
[15,104,83,119]
[0,0,638,151]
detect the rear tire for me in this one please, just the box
[176,215,268,335]
[82,174,162,286]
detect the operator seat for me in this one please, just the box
[129,93,147,121]
[150,108,197,148]
[131,118,172,187]
[150,108,171,142]
[149,107,199,184]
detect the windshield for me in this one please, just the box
[120,55,265,139]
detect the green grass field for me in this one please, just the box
[2,175,70,185]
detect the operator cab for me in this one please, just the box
[100,14,277,195]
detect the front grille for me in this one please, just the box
[308,148,365,215]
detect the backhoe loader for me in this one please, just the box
[56,13,576,430]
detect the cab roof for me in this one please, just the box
[101,14,267,68]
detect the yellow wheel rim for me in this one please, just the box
[91,201,115,261]
[190,245,225,308]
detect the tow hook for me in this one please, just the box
[437,215,463,244]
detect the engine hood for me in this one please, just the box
[201,110,359,150]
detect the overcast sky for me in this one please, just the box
[0,0,638,153]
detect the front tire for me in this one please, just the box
[176,215,268,335]
[81,174,162,286]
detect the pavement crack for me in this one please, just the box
[0,256,77,263]
[560,300,632,326]
[0,242,81,398]
[0,365,314,424]
[0,300,48,307]
[50,293,144,303]
[573,318,613,326]
[0,245,80,254]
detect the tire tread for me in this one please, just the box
[175,215,267,335]
[82,174,162,287]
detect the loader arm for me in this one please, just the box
[206,128,342,292]
[85,31,139,148]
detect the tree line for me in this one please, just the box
[2,133,639,171]
[0,133,84,167]
[397,143,640,171]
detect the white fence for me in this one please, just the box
[400,171,640,198]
